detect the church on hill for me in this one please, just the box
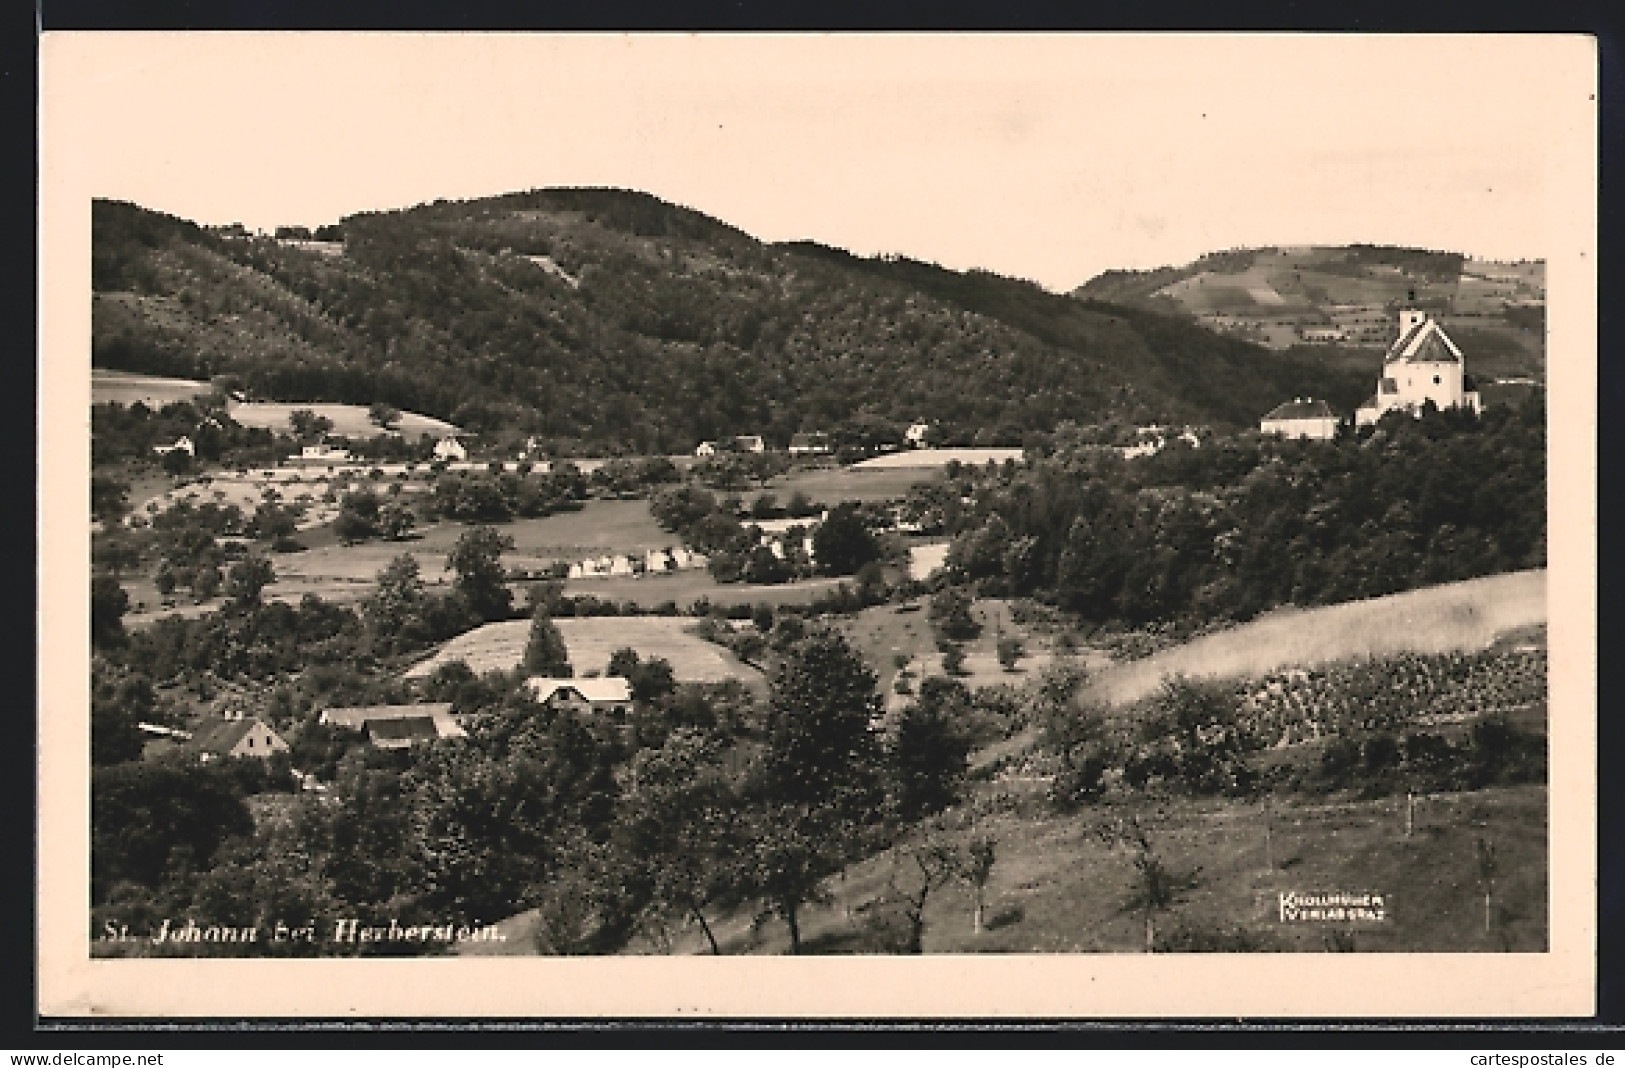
[1354,309,1482,427]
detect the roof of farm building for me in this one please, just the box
[189,715,279,755]
[525,677,634,704]
[1261,399,1338,422]
[320,703,460,732]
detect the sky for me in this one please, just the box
[42,33,1590,291]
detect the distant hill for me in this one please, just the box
[1073,244,1545,382]
[93,193,1378,452]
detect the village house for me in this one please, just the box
[433,435,468,462]
[524,677,635,720]
[188,715,289,762]
[1355,310,1482,426]
[320,703,468,749]
[1260,398,1341,441]
[298,441,351,463]
[693,441,717,457]
[904,421,933,448]
[788,432,832,456]
[152,435,195,458]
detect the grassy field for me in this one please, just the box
[402,616,765,685]
[850,448,1024,470]
[226,401,459,439]
[762,465,942,503]
[1082,570,1547,709]
[246,501,682,603]
[463,782,1546,956]
[563,570,848,609]
[92,369,214,407]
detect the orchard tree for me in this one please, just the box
[446,525,515,621]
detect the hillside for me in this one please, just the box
[1073,244,1546,380]
[1082,570,1546,709]
[91,192,1373,452]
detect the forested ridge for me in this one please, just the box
[92,191,1370,452]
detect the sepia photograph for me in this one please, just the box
[38,31,1596,1018]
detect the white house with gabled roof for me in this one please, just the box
[525,677,634,720]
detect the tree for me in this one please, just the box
[877,835,962,953]
[368,402,402,430]
[91,475,130,523]
[1476,837,1498,938]
[191,564,223,602]
[961,834,997,934]
[1100,811,1198,952]
[378,503,416,541]
[92,761,254,903]
[224,554,275,612]
[887,678,973,822]
[446,525,515,621]
[748,630,885,952]
[288,409,334,442]
[524,607,572,676]
[929,587,981,641]
[608,729,747,954]
[364,554,430,655]
[812,503,880,577]
[91,662,151,766]
[91,573,130,647]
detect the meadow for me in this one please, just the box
[759,464,943,502]
[849,448,1024,471]
[401,616,764,685]
[92,369,213,408]
[462,783,1546,956]
[225,401,460,439]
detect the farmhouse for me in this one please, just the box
[152,436,195,458]
[905,421,933,448]
[298,441,351,463]
[694,441,717,457]
[1355,310,1482,426]
[788,432,832,456]
[433,435,468,462]
[524,677,635,719]
[1260,398,1340,441]
[189,715,289,762]
[320,703,467,749]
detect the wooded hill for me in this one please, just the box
[93,191,1373,453]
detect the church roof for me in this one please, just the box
[1386,318,1463,365]
[1261,398,1337,422]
